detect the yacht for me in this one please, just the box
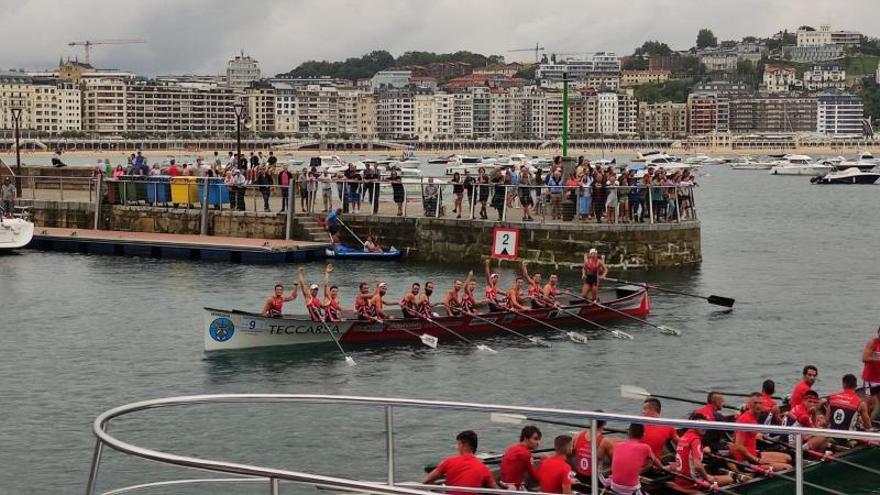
[0,209,34,251]
[309,155,345,171]
[729,156,770,170]
[444,156,495,175]
[768,155,832,176]
[683,154,711,164]
[644,156,701,174]
[811,166,880,184]
[427,156,452,164]
[634,150,673,162]
[836,151,879,171]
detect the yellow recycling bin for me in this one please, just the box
[170,177,200,205]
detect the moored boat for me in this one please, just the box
[811,167,880,185]
[0,212,34,251]
[325,243,403,260]
[203,286,649,351]
[769,155,832,176]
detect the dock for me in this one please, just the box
[28,228,329,264]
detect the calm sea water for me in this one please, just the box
[1,164,878,494]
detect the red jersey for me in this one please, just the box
[268,295,283,315]
[787,404,815,428]
[760,393,777,413]
[641,423,677,458]
[354,295,376,319]
[499,443,537,486]
[584,258,599,274]
[673,430,703,489]
[828,389,862,431]
[863,339,880,383]
[536,454,574,494]
[435,454,494,495]
[324,298,342,322]
[790,380,812,408]
[611,440,652,487]
[732,410,758,461]
[693,404,717,421]
[573,430,603,476]
[461,291,475,313]
[306,297,325,321]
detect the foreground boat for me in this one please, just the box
[811,167,880,185]
[203,286,649,351]
[325,243,403,260]
[0,215,34,251]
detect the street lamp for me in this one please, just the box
[10,107,23,195]
[233,101,246,168]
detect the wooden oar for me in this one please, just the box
[705,453,846,495]
[620,385,739,411]
[505,306,590,344]
[363,314,438,349]
[336,217,366,247]
[316,318,356,366]
[527,296,632,340]
[656,466,741,495]
[688,388,784,401]
[564,290,679,336]
[416,313,496,353]
[465,311,551,347]
[605,277,735,308]
[490,412,627,435]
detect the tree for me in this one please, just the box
[633,80,692,104]
[861,80,880,126]
[696,28,718,49]
[513,66,536,80]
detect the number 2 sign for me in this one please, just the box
[491,227,519,260]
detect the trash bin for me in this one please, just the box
[145,176,171,205]
[171,177,199,205]
[120,175,147,204]
[197,177,229,207]
[105,179,121,205]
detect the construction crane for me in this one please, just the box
[508,43,544,64]
[67,39,147,65]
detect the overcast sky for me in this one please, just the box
[1,0,876,76]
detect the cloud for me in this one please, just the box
[0,0,875,76]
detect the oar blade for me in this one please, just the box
[620,384,650,400]
[420,334,439,349]
[476,344,497,354]
[490,412,527,425]
[529,337,552,348]
[611,330,634,340]
[658,325,681,336]
[344,355,357,366]
[707,295,735,308]
[566,332,589,344]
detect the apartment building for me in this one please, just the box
[638,102,688,137]
[803,64,846,91]
[124,81,239,135]
[729,95,817,133]
[377,89,416,140]
[536,52,621,81]
[687,92,729,134]
[621,69,671,87]
[371,70,412,91]
[797,25,861,47]
[782,45,844,63]
[245,83,276,133]
[817,91,864,135]
[762,66,800,93]
[81,77,128,133]
[226,52,261,88]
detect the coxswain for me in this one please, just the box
[731,393,792,472]
[521,261,546,308]
[372,282,398,320]
[783,390,830,451]
[297,266,326,322]
[535,435,575,494]
[609,424,662,495]
[672,413,736,493]
[483,259,508,312]
[321,264,350,322]
[499,425,542,490]
[423,430,499,495]
[262,282,298,317]
[581,248,608,302]
[400,283,421,319]
[827,373,872,433]
[572,418,614,486]
[790,365,818,408]
[354,282,380,321]
[639,398,678,461]
[861,326,880,419]
[417,281,436,318]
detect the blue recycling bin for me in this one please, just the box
[145,176,171,205]
[198,177,229,206]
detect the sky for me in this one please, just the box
[0,0,876,77]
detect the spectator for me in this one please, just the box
[462,170,475,210]
[1,177,16,217]
[319,170,333,212]
[278,166,292,213]
[507,166,520,208]
[113,165,125,179]
[519,167,534,221]
[103,159,113,178]
[605,169,618,224]
[149,164,161,176]
[592,168,605,223]
[267,151,277,168]
[134,151,145,171]
[651,168,666,223]
[490,168,506,220]
[226,151,236,171]
[231,169,246,211]
[298,168,310,211]
[363,235,382,253]
[423,177,439,217]
[168,160,180,177]
[256,166,273,212]
[629,171,644,223]
[451,172,463,218]
[347,169,362,212]
[577,169,593,222]
[362,163,377,205]
[249,152,259,170]
[326,207,342,243]
[390,170,404,216]
[476,167,490,220]
[618,172,631,224]
[545,168,564,220]
[51,150,67,168]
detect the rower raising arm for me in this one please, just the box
[355,281,381,321]
[297,266,325,322]
[262,282,298,317]
[521,261,546,308]
[322,264,351,322]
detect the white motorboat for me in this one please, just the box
[729,156,771,170]
[683,154,711,164]
[811,167,880,185]
[444,156,496,175]
[768,155,832,176]
[0,213,34,251]
[644,156,701,174]
[836,151,879,171]
[634,150,674,162]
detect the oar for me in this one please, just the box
[490,412,627,435]
[543,301,633,340]
[705,453,846,495]
[465,311,551,347]
[759,435,880,477]
[656,467,741,495]
[687,388,784,401]
[337,218,365,247]
[317,318,356,366]
[564,290,680,336]
[416,312,496,354]
[620,385,738,411]
[505,306,590,344]
[363,314,438,349]
[606,277,735,308]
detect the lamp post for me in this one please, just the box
[562,72,569,158]
[233,101,246,168]
[10,107,23,195]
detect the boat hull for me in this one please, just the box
[325,245,403,260]
[769,166,831,176]
[0,218,34,250]
[812,173,880,185]
[204,289,650,352]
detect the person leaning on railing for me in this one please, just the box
[389,170,404,216]
[278,166,291,213]
[545,168,564,221]
[490,168,506,220]
[518,167,535,222]
[1,177,15,218]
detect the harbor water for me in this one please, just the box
[1,164,879,493]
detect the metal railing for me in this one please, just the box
[87,394,880,495]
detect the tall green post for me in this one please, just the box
[562,71,569,157]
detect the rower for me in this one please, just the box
[400,283,421,319]
[572,418,614,486]
[758,379,780,423]
[693,392,726,422]
[417,281,436,318]
[483,259,508,312]
[262,282,298,317]
[581,248,608,302]
[461,277,478,315]
[671,413,736,494]
[499,425,542,490]
[609,423,662,495]
[731,393,792,472]
[861,326,880,419]
[639,398,678,461]
[542,274,561,308]
[521,261,546,308]
[372,282,398,320]
[423,430,499,495]
[535,435,575,494]
[354,282,380,321]
[444,272,472,317]
[505,277,529,311]
[827,373,872,433]
[297,266,326,322]
[321,264,349,322]
[790,365,818,408]
[783,390,830,451]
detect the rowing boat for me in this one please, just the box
[203,285,649,352]
[324,243,403,260]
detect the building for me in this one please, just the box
[376,88,416,140]
[0,72,82,133]
[687,92,729,134]
[370,70,412,91]
[473,63,528,78]
[595,92,618,135]
[620,69,671,87]
[638,102,687,137]
[803,64,846,91]
[797,25,862,47]
[762,66,800,93]
[536,52,621,81]
[81,77,128,133]
[782,45,844,63]
[693,81,753,98]
[876,63,880,84]
[698,52,739,73]
[729,95,817,133]
[817,91,864,135]
[245,83,276,132]
[411,77,438,90]
[405,62,473,80]
[226,51,261,88]
[124,80,238,135]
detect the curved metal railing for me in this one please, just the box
[87,394,880,495]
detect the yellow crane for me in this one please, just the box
[67,39,147,65]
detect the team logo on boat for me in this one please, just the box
[209,317,235,342]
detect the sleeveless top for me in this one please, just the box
[828,389,862,431]
[863,339,880,382]
[306,297,325,321]
[269,296,284,315]
[461,291,475,313]
[355,296,376,319]
[584,258,599,274]
[573,431,604,476]
[324,299,342,322]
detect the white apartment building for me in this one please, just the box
[452,92,474,138]
[596,92,618,135]
[125,81,239,135]
[762,66,800,93]
[81,77,128,133]
[414,93,436,141]
[797,25,862,47]
[245,84,276,132]
[377,89,416,140]
[638,102,688,137]
[817,91,864,135]
[803,64,846,91]
[536,52,621,81]
[621,69,671,87]
[226,51,261,88]
[371,70,412,91]
[0,73,82,133]
[617,90,638,135]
